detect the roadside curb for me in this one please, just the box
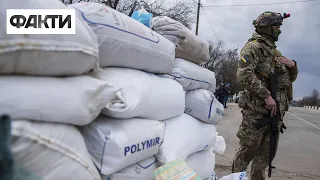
[304,106,320,110]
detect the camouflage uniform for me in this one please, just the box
[232,11,298,180]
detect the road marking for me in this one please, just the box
[288,112,320,130]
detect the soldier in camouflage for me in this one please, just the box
[232,11,298,180]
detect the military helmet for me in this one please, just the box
[253,11,290,28]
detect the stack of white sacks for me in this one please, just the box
[152,17,226,179]
[0,1,115,180]
[0,1,226,180]
[68,3,182,180]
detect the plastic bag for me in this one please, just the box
[131,8,153,28]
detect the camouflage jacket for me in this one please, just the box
[237,33,276,115]
[238,33,298,116]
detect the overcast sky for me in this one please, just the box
[191,0,320,100]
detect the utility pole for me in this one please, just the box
[195,0,201,35]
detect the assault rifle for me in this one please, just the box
[254,67,283,178]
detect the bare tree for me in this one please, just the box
[297,89,320,107]
[203,40,225,72]
[144,0,197,29]
[310,89,320,106]
[216,49,241,94]
[61,0,197,28]
[202,40,240,94]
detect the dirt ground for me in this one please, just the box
[214,103,320,180]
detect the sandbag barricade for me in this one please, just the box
[161,58,216,93]
[11,120,101,180]
[157,113,217,164]
[93,68,185,121]
[185,89,224,124]
[0,0,99,76]
[152,16,210,64]
[79,115,165,175]
[186,149,216,180]
[0,75,117,126]
[102,156,157,180]
[69,2,175,74]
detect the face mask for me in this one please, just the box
[272,26,282,40]
[256,26,281,41]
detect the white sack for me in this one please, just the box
[219,172,248,180]
[161,58,216,93]
[212,133,226,155]
[0,0,99,76]
[186,149,216,180]
[152,16,209,64]
[11,120,101,180]
[185,89,224,124]
[80,116,165,175]
[157,113,217,164]
[0,75,117,125]
[94,68,185,120]
[102,156,157,180]
[69,2,175,74]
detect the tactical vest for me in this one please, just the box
[251,40,291,91]
[253,42,291,115]
[238,39,291,116]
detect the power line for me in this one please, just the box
[203,0,317,7]
[200,6,219,41]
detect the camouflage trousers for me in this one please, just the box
[232,110,280,180]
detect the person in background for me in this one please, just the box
[223,83,231,108]
[217,83,230,108]
[215,83,224,103]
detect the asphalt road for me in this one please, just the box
[214,104,320,180]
